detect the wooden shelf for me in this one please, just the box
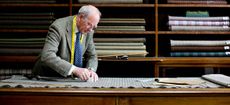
[156,1,230,76]
[0,56,162,62]
[0,29,48,33]
[0,4,69,7]
[154,57,230,77]
[99,57,162,62]
[73,4,155,8]
[159,57,230,64]
[0,56,37,63]
[158,4,230,8]
[155,57,230,73]
[158,31,230,35]
[95,31,155,35]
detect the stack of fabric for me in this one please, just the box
[0,38,44,56]
[78,0,144,4]
[0,12,55,30]
[167,0,228,4]
[168,11,230,31]
[94,38,148,57]
[0,63,32,80]
[0,0,57,4]
[97,18,146,31]
[170,40,230,57]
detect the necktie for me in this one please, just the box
[74,32,83,67]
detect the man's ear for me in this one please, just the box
[79,13,87,19]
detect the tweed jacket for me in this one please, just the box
[33,15,98,77]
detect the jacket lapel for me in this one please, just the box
[66,16,74,53]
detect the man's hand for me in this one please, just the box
[73,68,98,82]
[89,70,98,82]
[73,68,91,81]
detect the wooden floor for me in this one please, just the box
[1,88,230,105]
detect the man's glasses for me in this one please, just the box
[84,18,97,31]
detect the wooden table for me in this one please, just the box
[1,88,230,105]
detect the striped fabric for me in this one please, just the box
[170,26,230,31]
[168,15,230,31]
[94,38,148,57]
[78,0,143,3]
[169,20,229,26]
[170,40,230,46]
[167,0,228,4]
[169,16,229,21]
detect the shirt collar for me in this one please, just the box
[75,25,79,34]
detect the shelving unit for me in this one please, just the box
[1,0,230,77]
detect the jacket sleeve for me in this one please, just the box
[40,20,72,77]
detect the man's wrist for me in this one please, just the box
[68,65,76,75]
[69,65,79,79]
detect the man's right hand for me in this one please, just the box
[73,68,91,81]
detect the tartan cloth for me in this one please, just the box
[170,40,230,46]
[167,0,228,4]
[169,20,229,26]
[170,25,230,31]
[169,16,229,21]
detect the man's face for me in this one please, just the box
[78,13,100,34]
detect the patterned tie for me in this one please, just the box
[74,32,83,67]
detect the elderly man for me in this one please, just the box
[33,5,101,82]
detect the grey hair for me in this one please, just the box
[78,5,101,18]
